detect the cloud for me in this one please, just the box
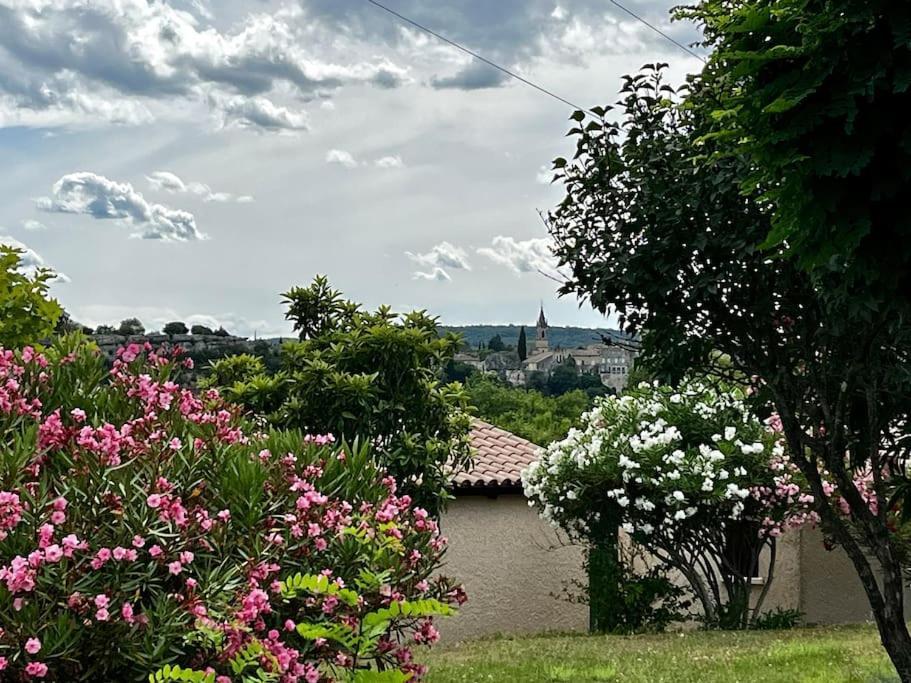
[37,172,206,242]
[301,0,702,87]
[0,1,409,130]
[215,95,311,133]
[21,219,47,231]
[412,267,451,282]
[407,241,471,271]
[327,150,405,169]
[477,236,558,274]
[0,235,69,282]
[430,61,510,90]
[326,149,360,168]
[146,171,253,203]
[374,155,405,169]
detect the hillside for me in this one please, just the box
[441,325,625,350]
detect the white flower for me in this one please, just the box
[701,478,714,492]
[674,510,686,520]
[724,426,737,441]
[565,489,577,501]
[640,523,654,534]
[621,522,635,534]
[672,490,685,501]
[617,496,630,508]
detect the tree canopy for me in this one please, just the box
[548,52,911,676]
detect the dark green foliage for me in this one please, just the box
[750,607,803,631]
[678,0,911,304]
[117,317,145,336]
[464,375,589,446]
[487,334,505,352]
[190,324,214,335]
[212,327,230,337]
[441,360,478,384]
[163,321,188,335]
[517,326,527,361]
[566,532,690,635]
[93,325,116,335]
[0,246,63,347]
[207,278,471,514]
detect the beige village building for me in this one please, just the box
[439,420,905,641]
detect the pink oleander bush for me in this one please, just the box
[0,336,463,681]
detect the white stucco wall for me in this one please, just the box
[439,493,589,641]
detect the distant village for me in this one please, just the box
[453,306,638,393]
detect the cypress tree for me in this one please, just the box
[517,325,528,361]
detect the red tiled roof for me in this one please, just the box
[453,419,541,490]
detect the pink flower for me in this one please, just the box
[149,545,163,558]
[132,535,145,548]
[121,602,135,623]
[25,661,48,678]
[44,545,62,563]
[25,637,41,654]
[0,656,7,670]
[146,494,162,509]
[95,608,110,622]
[94,594,109,609]
[168,561,183,575]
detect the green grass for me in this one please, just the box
[423,626,897,683]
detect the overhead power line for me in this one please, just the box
[606,0,707,64]
[363,0,592,115]
[362,0,707,116]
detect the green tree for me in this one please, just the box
[548,55,911,675]
[190,324,214,335]
[207,277,471,514]
[465,375,589,446]
[117,318,145,336]
[517,326,528,361]
[94,325,116,335]
[487,334,505,352]
[0,245,62,348]
[163,321,188,335]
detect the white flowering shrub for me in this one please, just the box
[522,380,812,628]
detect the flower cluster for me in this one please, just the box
[0,337,461,681]
[523,382,813,542]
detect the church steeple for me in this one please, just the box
[533,303,549,351]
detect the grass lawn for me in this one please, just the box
[423,625,897,683]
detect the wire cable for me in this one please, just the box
[363,0,596,115]
[606,0,707,63]
[362,0,707,117]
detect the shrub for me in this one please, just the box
[163,322,189,336]
[207,278,471,515]
[117,318,145,336]
[522,380,813,628]
[0,337,462,680]
[190,325,214,336]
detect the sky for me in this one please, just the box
[0,0,705,337]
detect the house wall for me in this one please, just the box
[439,493,588,641]
[798,526,911,624]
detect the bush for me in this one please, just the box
[0,337,462,680]
[523,380,813,628]
[190,325,214,336]
[163,322,189,335]
[117,318,145,336]
[207,278,471,515]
